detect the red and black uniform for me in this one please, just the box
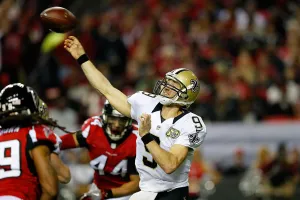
[76,116,138,190]
[0,125,60,200]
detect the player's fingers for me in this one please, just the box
[70,36,80,44]
[139,115,145,122]
[64,43,71,48]
[142,114,150,123]
[140,116,148,126]
[69,36,76,40]
[64,40,72,46]
[141,113,149,118]
[64,45,71,51]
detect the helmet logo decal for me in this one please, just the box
[189,79,199,92]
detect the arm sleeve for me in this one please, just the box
[174,116,207,150]
[27,125,60,153]
[127,92,141,121]
[76,130,88,148]
[79,116,103,147]
[174,130,206,150]
[128,91,159,121]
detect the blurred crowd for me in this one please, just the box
[190,143,300,200]
[2,0,300,124]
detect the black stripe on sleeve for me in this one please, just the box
[26,133,55,152]
[127,157,138,175]
[76,131,89,148]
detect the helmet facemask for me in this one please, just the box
[102,101,132,141]
[153,77,188,106]
[104,115,131,141]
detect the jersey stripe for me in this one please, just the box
[52,134,61,154]
[82,125,91,138]
[29,128,37,143]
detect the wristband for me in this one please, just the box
[77,54,89,65]
[103,189,113,199]
[141,133,154,145]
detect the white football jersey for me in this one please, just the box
[128,91,207,192]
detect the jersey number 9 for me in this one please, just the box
[142,134,160,169]
[0,140,21,179]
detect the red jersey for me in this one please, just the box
[78,116,138,190]
[189,162,205,180]
[0,125,60,200]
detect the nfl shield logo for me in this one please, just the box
[166,127,180,139]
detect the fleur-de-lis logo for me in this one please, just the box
[188,133,200,144]
[190,79,199,92]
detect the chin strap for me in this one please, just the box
[158,95,191,107]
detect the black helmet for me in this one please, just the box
[102,100,132,141]
[0,83,48,120]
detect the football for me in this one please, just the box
[40,7,77,33]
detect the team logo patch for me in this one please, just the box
[190,79,199,92]
[166,127,180,139]
[188,133,201,145]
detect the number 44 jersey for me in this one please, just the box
[0,125,60,200]
[128,91,207,192]
[79,116,138,190]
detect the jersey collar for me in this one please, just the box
[151,103,189,124]
[152,103,163,113]
[173,109,189,123]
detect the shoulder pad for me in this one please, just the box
[82,116,103,129]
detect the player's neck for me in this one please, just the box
[161,105,182,119]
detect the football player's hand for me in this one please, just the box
[80,183,102,200]
[80,184,112,200]
[64,36,86,59]
[80,190,103,200]
[80,190,111,200]
[139,113,151,137]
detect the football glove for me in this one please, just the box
[80,183,113,200]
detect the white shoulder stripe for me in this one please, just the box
[29,127,37,143]
[90,118,103,127]
[82,125,91,138]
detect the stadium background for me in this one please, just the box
[0,0,300,199]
